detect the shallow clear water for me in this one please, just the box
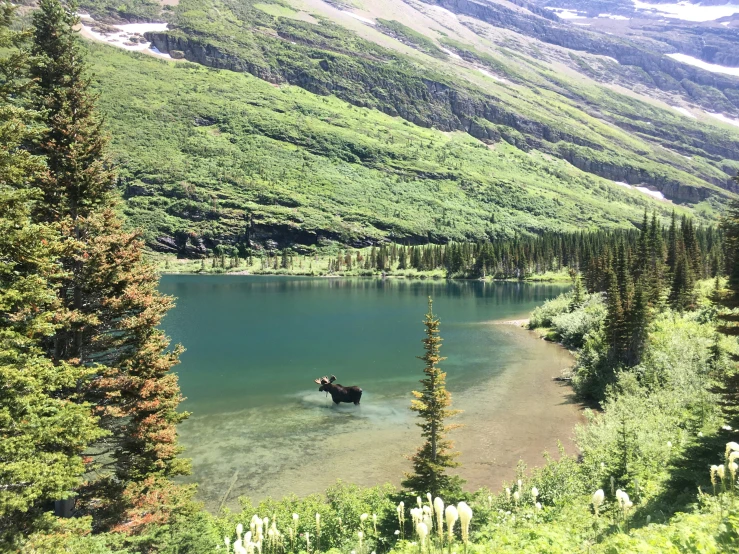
[160,276,580,509]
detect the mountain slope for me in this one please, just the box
[76,0,739,253]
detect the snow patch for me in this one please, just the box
[705,112,739,128]
[671,106,697,119]
[632,1,739,22]
[428,4,459,23]
[636,186,666,200]
[546,7,587,19]
[81,19,170,56]
[613,181,666,200]
[477,68,505,82]
[340,10,375,25]
[667,53,739,76]
[440,47,462,60]
[597,13,631,20]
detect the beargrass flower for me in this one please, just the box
[616,490,632,516]
[531,487,539,502]
[535,502,542,511]
[416,522,428,546]
[513,490,520,504]
[445,505,458,542]
[505,487,511,502]
[434,497,444,536]
[457,502,473,545]
[592,489,604,516]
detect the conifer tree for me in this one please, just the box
[398,246,407,270]
[570,272,585,310]
[0,7,102,538]
[402,298,463,498]
[669,248,695,312]
[625,279,650,365]
[666,211,678,274]
[28,0,190,528]
[605,269,625,358]
[716,175,739,336]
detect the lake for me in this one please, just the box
[159,275,581,510]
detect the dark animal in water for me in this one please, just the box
[314,375,362,405]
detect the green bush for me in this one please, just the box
[550,293,606,349]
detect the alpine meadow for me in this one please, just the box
[3,0,739,552]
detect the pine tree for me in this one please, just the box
[402,298,464,498]
[666,211,678,274]
[398,246,407,270]
[570,272,585,310]
[669,248,695,312]
[0,7,102,538]
[716,179,739,336]
[29,0,190,529]
[624,279,650,366]
[605,269,625,359]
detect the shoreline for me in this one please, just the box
[160,270,572,284]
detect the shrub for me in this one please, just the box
[529,292,573,329]
[550,293,606,349]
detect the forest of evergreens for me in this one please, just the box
[3,1,739,553]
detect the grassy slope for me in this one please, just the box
[91,43,686,248]
[79,0,739,250]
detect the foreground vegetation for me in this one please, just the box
[22,250,739,553]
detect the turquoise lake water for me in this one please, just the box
[159,276,578,508]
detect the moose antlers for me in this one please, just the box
[313,375,337,385]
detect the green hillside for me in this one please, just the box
[76,0,739,253]
[92,44,687,252]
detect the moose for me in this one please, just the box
[314,375,363,405]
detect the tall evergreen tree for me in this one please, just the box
[604,269,625,358]
[669,248,695,312]
[402,298,463,498]
[716,175,739,336]
[29,0,190,529]
[0,6,102,540]
[666,211,678,274]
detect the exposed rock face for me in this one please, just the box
[147,32,283,84]
[416,0,739,112]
